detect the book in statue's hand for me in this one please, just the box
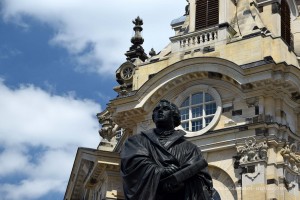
[160,158,208,184]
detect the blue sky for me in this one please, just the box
[0,0,186,199]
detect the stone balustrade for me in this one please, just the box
[170,26,219,50]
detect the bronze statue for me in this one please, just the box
[121,100,213,200]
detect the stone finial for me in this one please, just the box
[149,48,156,57]
[131,16,144,46]
[125,16,148,62]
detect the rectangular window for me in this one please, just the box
[232,109,242,116]
[247,165,255,173]
[281,0,291,46]
[255,106,259,115]
[195,0,219,30]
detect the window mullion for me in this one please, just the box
[203,92,206,128]
[206,0,209,27]
[189,95,192,131]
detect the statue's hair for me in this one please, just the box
[152,99,181,127]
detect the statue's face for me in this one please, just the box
[152,102,174,127]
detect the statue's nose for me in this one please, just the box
[157,108,164,114]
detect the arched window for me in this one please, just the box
[281,0,291,46]
[211,188,221,200]
[195,0,219,30]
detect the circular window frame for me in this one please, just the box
[121,66,134,81]
[174,85,222,137]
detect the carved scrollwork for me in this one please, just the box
[245,171,261,181]
[280,143,300,173]
[237,137,268,164]
[97,110,119,142]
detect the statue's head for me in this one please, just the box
[152,99,181,128]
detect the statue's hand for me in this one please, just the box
[161,164,179,178]
[163,182,184,193]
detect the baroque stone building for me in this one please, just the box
[65,0,300,199]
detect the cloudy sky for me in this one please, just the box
[0,0,186,199]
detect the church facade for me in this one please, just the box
[65,0,300,199]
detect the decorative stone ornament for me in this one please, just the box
[116,61,135,85]
[280,144,300,173]
[237,137,268,164]
[149,48,156,57]
[245,171,261,181]
[114,61,136,96]
[125,16,148,62]
[120,65,134,81]
[97,110,119,142]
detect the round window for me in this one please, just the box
[175,85,221,137]
[180,92,217,132]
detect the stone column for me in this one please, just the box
[264,96,275,122]
[275,98,282,124]
[189,0,196,32]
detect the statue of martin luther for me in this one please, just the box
[121,99,213,200]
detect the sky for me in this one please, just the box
[0,0,186,199]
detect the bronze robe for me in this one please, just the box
[120,129,213,200]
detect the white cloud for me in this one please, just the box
[1,0,186,74]
[0,80,100,200]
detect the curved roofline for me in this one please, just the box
[135,57,244,108]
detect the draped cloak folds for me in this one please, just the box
[120,129,213,200]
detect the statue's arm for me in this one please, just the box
[120,136,164,200]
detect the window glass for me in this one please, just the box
[181,122,189,131]
[192,106,203,118]
[192,93,203,105]
[179,91,217,132]
[181,97,190,107]
[205,93,214,102]
[205,103,216,115]
[192,120,202,131]
[180,108,189,120]
[205,116,214,126]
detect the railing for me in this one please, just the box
[170,26,219,49]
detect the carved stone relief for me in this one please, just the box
[237,137,268,164]
[97,110,119,142]
[280,143,300,173]
[245,171,261,181]
[246,97,259,107]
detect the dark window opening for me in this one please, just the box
[280,0,291,47]
[232,109,242,116]
[247,165,255,173]
[255,106,259,115]
[267,179,278,185]
[195,0,219,30]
